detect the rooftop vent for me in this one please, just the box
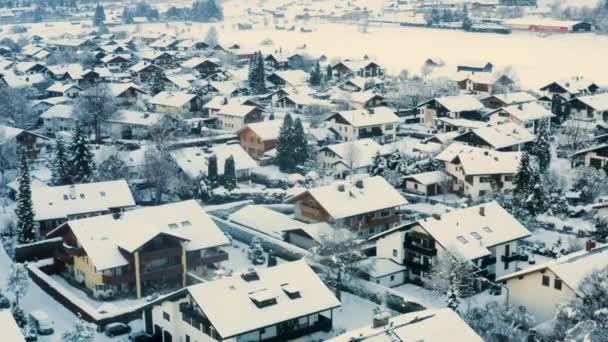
[479,206,485,216]
[355,180,364,189]
[337,184,345,192]
[281,283,301,299]
[241,269,259,282]
[249,289,277,308]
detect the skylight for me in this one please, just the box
[63,194,69,200]
[482,226,493,233]
[249,289,277,308]
[456,236,468,244]
[100,191,106,197]
[281,283,301,299]
[471,232,482,240]
[168,223,179,229]
[181,221,192,227]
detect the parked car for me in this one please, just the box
[105,322,132,337]
[128,331,155,342]
[28,311,54,335]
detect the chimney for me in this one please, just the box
[112,212,122,220]
[479,206,485,217]
[222,97,228,105]
[372,311,390,329]
[337,184,345,192]
[517,103,523,110]
[585,240,596,252]
[69,185,76,199]
[355,180,364,189]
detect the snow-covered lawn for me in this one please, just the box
[220,240,286,277]
[529,228,586,249]
[536,214,594,233]
[394,283,507,311]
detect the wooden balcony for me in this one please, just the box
[139,247,182,263]
[140,264,183,282]
[102,273,133,285]
[188,250,229,267]
[403,256,432,272]
[404,240,437,256]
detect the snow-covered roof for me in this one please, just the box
[497,102,554,123]
[187,260,340,339]
[484,92,537,105]
[56,200,228,271]
[572,92,608,112]
[436,117,487,130]
[461,123,536,149]
[170,144,258,179]
[237,119,283,141]
[268,70,309,87]
[106,82,144,97]
[2,72,46,88]
[228,205,306,239]
[436,142,521,175]
[498,244,608,295]
[39,104,75,120]
[431,95,485,112]
[540,76,597,95]
[33,180,135,221]
[106,110,164,127]
[504,17,590,28]
[327,106,399,128]
[403,170,449,185]
[287,176,408,220]
[350,90,384,105]
[0,310,24,342]
[166,73,197,89]
[129,61,161,73]
[356,257,406,278]
[149,91,196,108]
[321,138,390,170]
[329,308,482,342]
[181,57,220,69]
[419,202,531,261]
[46,82,80,93]
[217,104,259,118]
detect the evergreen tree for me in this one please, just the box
[95,154,129,182]
[11,305,27,328]
[207,154,218,187]
[292,118,309,167]
[309,61,322,86]
[93,4,106,27]
[62,315,95,342]
[204,26,219,47]
[513,153,533,197]
[150,71,165,95]
[370,151,387,176]
[6,263,28,305]
[446,272,460,312]
[525,171,548,216]
[592,218,608,243]
[122,6,134,24]
[50,136,71,186]
[326,64,333,81]
[247,237,265,265]
[531,120,551,172]
[223,155,237,190]
[0,290,10,309]
[248,52,266,95]
[551,94,564,122]
[462,4,472,31]
[276,114,295,172]
[70,125,95,184]
[195,172,212,202]
[16,153,35,244]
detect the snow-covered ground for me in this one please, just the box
[394,284,507,311]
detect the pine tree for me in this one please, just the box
[16,153,35,244]
[207,154,218,187]
[592,218,608,243]
[370,151,387,176]
[462,4,472,31]
[532,120,551,173]
[6,263,28,305]
[51,136,71,186]
[0,290,10,309]
[513,153,533,197]
[70,125,95,184]
[223,155,237,190]
[446,272,460,312]
[525,171,548,216]
[326,64,333,82]
[195,172,212,202]
[150,71,165,95]
[276,114,295,172]
[11,305,27,328]
[310,61,322,86]
[248,52,266,95]
[122,6,134,24]
[93,4,106,27]
[551,94,563,122]
[292,118,309,167]
[247,237,265,265]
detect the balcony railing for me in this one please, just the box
[141,264,183,282]
[188,250,229,267]
[102,273,133,285]
[403,257,432,272]
[500,253,528,263]
[404,240,437,256]
[139,247,182,263]
[481,256,497,268]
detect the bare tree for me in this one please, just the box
[76,83,116,142]
[0,87,36,128]
[342,142,361,180]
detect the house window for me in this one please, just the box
[542,275,550,287]
[390,275,395,281]
[185,335,190,342]
[554,278,562,291]
[163,311,170,321]
[479,176,491,183]
[392,249,397,257]
[100,191,106,197]
[385,124,393,130]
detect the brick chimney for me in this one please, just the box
[479,206,485,217]
[586,240,596,252]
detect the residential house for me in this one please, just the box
[355,257,407,287]
[145,261,340,342]
[435,143,521,200]
[236,120,283,159]
[141,51,176,68]
[0,125,50,161]
[331,59,384,79]
[104,110,164,140]
[215,103,264,132]
[318,138,390,178]
[330,308,483,342]
[456,61,493,73]
[170,144,258,181]
[539,76,599,101]
[175,39,209,51]
[570,144,608,169]
[130,62,163,83]
[181,57,222,77]
[107,82,147,106]
[101,54,133,72]
[32,180,135,237]
[45,83,81,98]
[375,202,531,282]
[481,92,538,109]
[264,53,290,69]
[149,37,179,51]
[418,95,486,127]
[149,91,200,114]
[455,72,514,94]
[568,92,608,123]
[498,241,607,323]
[488,102,554,133]
[402,170,451,197]
[324,107,400,143]
[435,117,487,133]
[267,70,309,88]
[349,91,385,109]
[48,200,230,299]
[286,176,407,237]
[453,123,536,151]
[40,104,77,134]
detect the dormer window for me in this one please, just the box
[63,194,69,200]
[181,221,192,227]
[100,191,106,197]
[168,223,179,229]
[456,236,468,244]
[471,232,482,240]
[281,283,301,299]
[249,289,277,308]
[482,226,493,233]
[80,193,85,199]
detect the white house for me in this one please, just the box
[40,104,77,133]
[324,107,400,143]
[453,122,536,152]
[375,201,531,282]
[498,241,608,323]
[145,260,340,341]
[104,110,165,140]
[170,144,258,181]
[318,138,390,178]
[435,143,521,200]
[488,102,554,133]
[355,257,407,287]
